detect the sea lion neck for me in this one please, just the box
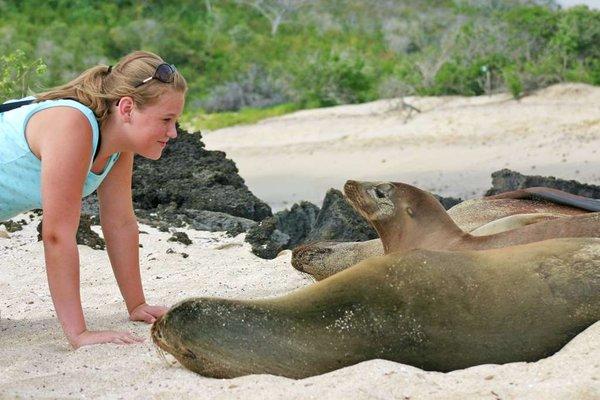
[380,201,467,253]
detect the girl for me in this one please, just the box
[0,50,186,348]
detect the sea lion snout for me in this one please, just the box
[151,316,164,343]
[151,314,173,351]
[343,180,361,199]
[344,180,375,219]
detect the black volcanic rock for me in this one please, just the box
[168,231,192,245]
[245,218,290,259]
[37,214,105,250]
[433,194,463,210]
[486,169,600,198]
[245,190,377,260]
[246,201,320,259]
[132,126,272,222]
[305,189,377,243]
[275,201,321,246]
[135,203,257,234]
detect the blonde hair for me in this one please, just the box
[35,50,187,127]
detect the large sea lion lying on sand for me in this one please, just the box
[293,182,599,280]
[152,237,600,379]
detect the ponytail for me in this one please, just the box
[35,51,187,127]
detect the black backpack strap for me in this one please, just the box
[1,98,102,161]
[0,99,34,113]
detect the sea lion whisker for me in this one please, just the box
[153,341,177,367]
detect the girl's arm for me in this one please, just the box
[97,152,168,323]
[36,107,142,348]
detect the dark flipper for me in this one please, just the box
[486,187,600,212]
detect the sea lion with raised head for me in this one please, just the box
[344,180,600,254]
[293,183,598,280]
[152,237,600,379]
[293,211,566,280]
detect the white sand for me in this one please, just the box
[2,83,599,399]
[203,83,600,210]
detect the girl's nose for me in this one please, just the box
[167,123,178,139]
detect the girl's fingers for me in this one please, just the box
[141,311,156,324]
[110,332,144,345]
[126,333,145,342]
[121,336,136,344]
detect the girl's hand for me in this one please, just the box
[70,330,144,349]
[129,303,169,324]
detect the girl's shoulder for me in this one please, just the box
[32,98,98,127]
[25,101,99,163]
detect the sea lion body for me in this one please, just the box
[293,207,568,280]
[468,212,563,236]
[293,239,384,280]
[152,238,600,379]
[486,187,600,212]
[447,197,585,233]
[293,183,598,280]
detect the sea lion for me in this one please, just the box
[152,238,600,379]
[344,180,600,254]
[293,239,384,281]
[293,184,593,280]
[295,212,565,280]
[469,212,563,236]
[445,196,587,233]
[293,212,567,280]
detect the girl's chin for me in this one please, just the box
[138,150,163,160]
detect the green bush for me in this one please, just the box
[0,50,47,101]
[553,6,600,59]
[293,51,375,107]
[503,66,524,98]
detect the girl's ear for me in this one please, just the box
[117,96,135,122]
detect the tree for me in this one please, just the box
[235,0,313,35]
[415,17,465,88]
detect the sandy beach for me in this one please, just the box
[1,83,599,399]
[203,83,600,210]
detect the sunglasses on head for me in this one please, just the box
[134,63,177,88]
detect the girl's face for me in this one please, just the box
[128,90,185,160]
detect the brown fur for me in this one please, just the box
[344,180,600,254]
[292,183,593,280]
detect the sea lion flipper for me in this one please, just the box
[486,187,600,212]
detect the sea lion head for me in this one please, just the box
[344,180,397,222]
[344,180,434,222]
[344,180,452,251]
[151,310,200,366]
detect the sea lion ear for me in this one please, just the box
[406,207,414,217]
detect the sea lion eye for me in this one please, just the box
[373,183,394,199]
[374,187,386,199]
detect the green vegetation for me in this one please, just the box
[0,50,46,100]
[0,0,598,130]
[181,103,299,131]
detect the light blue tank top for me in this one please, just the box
[0,98,120,221]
